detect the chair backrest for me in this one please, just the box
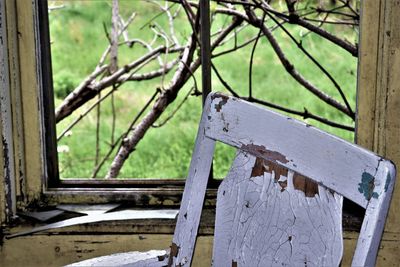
[213,151,343,266]
[169,93,396,267]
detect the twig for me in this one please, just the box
[211,62,239,97]
[148,0,180,46]
[139,2,176,30]
[97,11,136,69]
[94,92,101,168]
[256,0,358,56]
[111,86,116,146]
[48,5,64,12]
[106,15,241,178]
[249,13,265,99]
[152,86,194,128]
[108,0,119,151]
[243,7,354,119]
[119,58,180,82]
[55,45,181,122]
[303,17,358,26]
[57,87,117,141]
[92,89,160,178]
[261,6,355,118]
[248,97,354,131]
[212,61,354,131]
[110,0,119,73]
[212,32,262,58]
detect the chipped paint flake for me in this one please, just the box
[250,157,318,196]
[211,93,229,112]
[358,172,379,200]
[242,144,289,164]
[293,173,319,197]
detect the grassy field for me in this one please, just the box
[49,0,358,179]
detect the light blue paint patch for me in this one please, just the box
[358,172,379,200]
[385,173,392,192]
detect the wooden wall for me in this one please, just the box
[1,0,400,266]
[357,0,400,265]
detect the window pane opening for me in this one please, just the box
[46,0,359,182]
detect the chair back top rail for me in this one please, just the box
[205,93,394,208]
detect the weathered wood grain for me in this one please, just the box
[357,0,400,264]
[213,151,343,267]
[0,0,17,222]
[170,99,216,266]
[15,0,44,201]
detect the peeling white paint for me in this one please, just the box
[0,0,17,222]
[213,152,343,267]
[62,93,396,267]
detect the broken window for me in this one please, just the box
[42,0,359,197]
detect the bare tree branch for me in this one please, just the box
[91,89,161,178]
[54,1,358,178]
[243,6,354,119]
[106,16,243,178]
[55,46,184,122]
[212,61,354,131]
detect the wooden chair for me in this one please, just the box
[68,93,396,267]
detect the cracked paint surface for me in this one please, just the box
[213,151,343,267]
[250,158,319,197]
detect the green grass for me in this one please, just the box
[50,0,358,179]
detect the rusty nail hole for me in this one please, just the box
[54,246,60,253]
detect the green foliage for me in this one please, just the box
[53,70,78,98]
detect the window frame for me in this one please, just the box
[2,0,363,230]
[31,0,220,206]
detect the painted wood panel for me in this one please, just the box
[205,94,384,208]
[357,1,400,263]
[169,93,395,266]
[213,151,343,267]
[205,93,395,266]
[170,102,216,266]
[15,0,43,201]
[0,0,17,222]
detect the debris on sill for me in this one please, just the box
[56,203,121,216]
[7,204,178,239]
[18,210,65,222]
